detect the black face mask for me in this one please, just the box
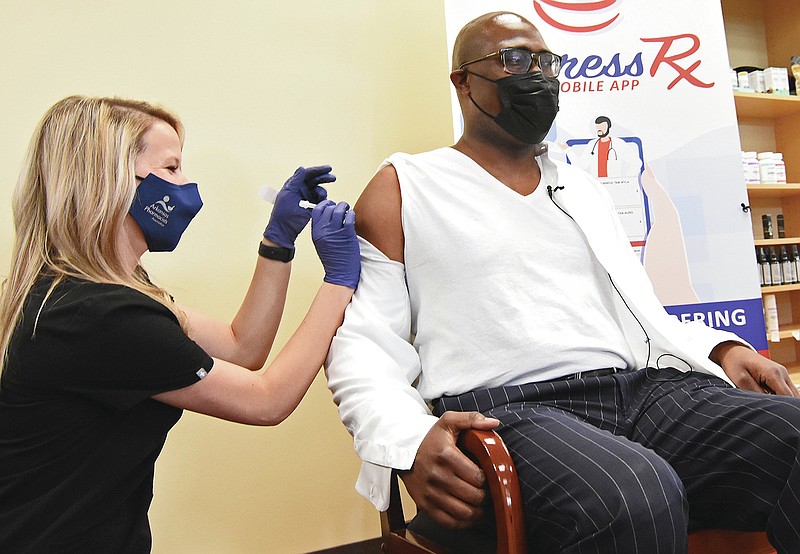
[467,71,559,145]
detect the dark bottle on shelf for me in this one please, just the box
[781,246,794,284]
[793,245,800,285]
[759,247,771,286]
[770,247,783,285]
[763,214,774,239]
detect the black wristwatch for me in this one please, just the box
[258,241,295,262]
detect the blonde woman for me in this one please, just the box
[0,96,360,552]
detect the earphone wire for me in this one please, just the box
[546,184,697,382]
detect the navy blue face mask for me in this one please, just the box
[129,173,203,252]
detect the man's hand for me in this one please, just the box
[398,411,500,529]
[711,341,799,397]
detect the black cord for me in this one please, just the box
[546,185,567,214]
[546,184,693,380]
[647,353,693,382]
[607,276,652,371]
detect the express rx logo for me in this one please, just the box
[533,0,621,34]
[532,0,714,92]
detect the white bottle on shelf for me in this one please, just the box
[737,71,753,91]
[774,152,787,184]
[758,152,778,184]
[749,70,766,93]
[764,294,780,343]
[742,151,760,184]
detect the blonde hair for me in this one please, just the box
[0,95,186,375]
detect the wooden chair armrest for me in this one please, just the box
[457,429,527,554]
[380,428,526,554]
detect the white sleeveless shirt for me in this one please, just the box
[391,147,635,400]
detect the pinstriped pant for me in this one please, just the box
[433,368,800,554]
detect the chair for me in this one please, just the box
[687,530,775,554]
[380,429,776,554]
[380,429,526,554]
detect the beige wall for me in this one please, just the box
[0,1,453,551]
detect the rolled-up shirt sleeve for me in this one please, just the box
[325,238,437,509]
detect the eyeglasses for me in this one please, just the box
[459,47,562,78]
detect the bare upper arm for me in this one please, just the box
[354,164,404,263]
[153,357,279,426]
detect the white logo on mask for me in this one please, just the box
[144,195,174,227]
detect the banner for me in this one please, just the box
[443,0,767,352]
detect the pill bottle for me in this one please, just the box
[742,151,760,184]
[749,70,766,93]
[774,152,787,183]
[737,71,752,90]
[758,152,778,183]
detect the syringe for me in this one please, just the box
[259,185,317,209]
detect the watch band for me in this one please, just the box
[258,241,295,262]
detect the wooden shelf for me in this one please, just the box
[761,283,800,293]
[747,183,800,198]
[776,325,800,340]
[734,92,800,119]
[754,237,800,246]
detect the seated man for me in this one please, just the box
[326,11,800,553]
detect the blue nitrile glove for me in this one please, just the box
[311,200,361,289]
[263,165,334,248]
